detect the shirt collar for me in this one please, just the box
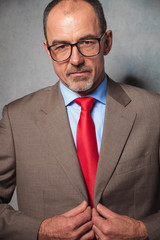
[60,75,107,106]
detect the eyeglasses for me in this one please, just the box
[47,33,105,62]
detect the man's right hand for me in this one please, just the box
[38,201,94,240]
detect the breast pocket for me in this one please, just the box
[115,152,151,175]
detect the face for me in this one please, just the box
[43,0,112,95]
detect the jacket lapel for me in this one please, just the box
[94,79,137,206]
[37,82,88,201]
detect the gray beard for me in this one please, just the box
[68,77,94,92]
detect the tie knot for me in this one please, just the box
[74,97,95,111]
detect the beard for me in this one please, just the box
[67,76,94,92]
[66,65,94,92]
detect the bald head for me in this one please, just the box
[60,0,79,15]
[43,0,107,40]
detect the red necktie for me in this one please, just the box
[74,97,99,207]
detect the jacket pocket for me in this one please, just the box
[115,152,151,175]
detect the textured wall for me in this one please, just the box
[0,0,160,209]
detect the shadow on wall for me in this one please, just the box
[122,76,149,91]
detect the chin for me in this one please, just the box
[68,79,94,93]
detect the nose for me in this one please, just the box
[69,45,84,66]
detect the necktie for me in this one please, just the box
[74,97,99,207]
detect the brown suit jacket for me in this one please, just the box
[0,78,160,240]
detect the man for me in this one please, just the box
[0,0,159,239]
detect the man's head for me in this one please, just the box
[43,0,112,95]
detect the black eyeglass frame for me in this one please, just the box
[47,32,106,62]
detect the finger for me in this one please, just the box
[80,228,95,240]
[92,208,103,227]
[73,206,92,228]
[97,204,117,219]
[93,224,107,240]
[92,211,107,230]
[92,208,99,218]
[74,221,94,239]
[63,201,88,217]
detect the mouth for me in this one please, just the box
[70,71,89,76]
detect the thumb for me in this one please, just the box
[97,204,117,219]
[63,201,88,217]
[92,208,99,218]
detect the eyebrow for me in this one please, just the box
[50,34,99,45]
[51,40,69,45]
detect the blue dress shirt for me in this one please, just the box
[60,75,107,153]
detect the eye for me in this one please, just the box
[55,44,67,50]
[52,44,70,52]
[79,39,97,47]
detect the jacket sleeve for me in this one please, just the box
[141,118,160,240]
[0,106,42,240]
[142,211,160,240]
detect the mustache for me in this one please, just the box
[66,66,92,77]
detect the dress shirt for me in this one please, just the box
[60,75,107,153]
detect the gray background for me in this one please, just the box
[0,0,160,210]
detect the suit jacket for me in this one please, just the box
[0,77,160,240]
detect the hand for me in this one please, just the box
[92,204,148,240]
[38,201,94,240]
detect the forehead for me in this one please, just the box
[46,0,101,42]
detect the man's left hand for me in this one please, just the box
[92,203,148,240]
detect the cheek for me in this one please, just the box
[52,62,67,79]
[93,56,105,75]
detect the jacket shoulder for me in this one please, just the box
[119,82,160,102]
[6,82,59,113]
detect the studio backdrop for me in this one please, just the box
[0,0,160,209]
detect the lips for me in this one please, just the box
[70,71,88,75]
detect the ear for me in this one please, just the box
[103,30,112,56]
[43,40,52,60]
